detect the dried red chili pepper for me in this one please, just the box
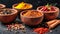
[33,28,49,34]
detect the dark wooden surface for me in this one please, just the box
[0,0,60,34]
[0,17,60,34]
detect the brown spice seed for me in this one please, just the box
[7,24,25,31]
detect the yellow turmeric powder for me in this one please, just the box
[15,2,32,9]
[23,10,42,17]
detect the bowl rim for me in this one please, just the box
[20,10,44,18]
[12,3,33,10]
[0,8,18,16]
[0,4,6,8]
[37,6,59,13]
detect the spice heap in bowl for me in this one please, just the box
[20,10,44,26]
[12,2,33,12]
[0,8,18,23]
[37,4,59,20]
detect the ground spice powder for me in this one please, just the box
[33,28,49,34]
[23,10,42,17]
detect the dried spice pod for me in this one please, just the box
[46,19,57,26]
[58,20,60,24]
[46,20,60,29]
[49,20,60,29]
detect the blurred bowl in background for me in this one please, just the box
[37,6,59,20]
[12,2,33,19]
[0,4,6,9]
[12,3,33,11]
[0,8,18,23]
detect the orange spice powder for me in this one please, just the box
[23,10,42,17]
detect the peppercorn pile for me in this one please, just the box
[0,9,14,15]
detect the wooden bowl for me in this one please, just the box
[12,3,33,18]
[20,10,44,26]
[0,8,18,23]
[0,4,6,9]
[37,6,59,20]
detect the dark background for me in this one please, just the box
[0,0,60,9]
[0,0,60,34]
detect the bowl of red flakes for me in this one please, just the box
[37,4,59,20]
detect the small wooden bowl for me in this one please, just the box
[12,3,33,11]
[0,8,18,23]
[37,6,59,20]
[20,10,44,26]
[0,4,6,9]
[12,3,33,18]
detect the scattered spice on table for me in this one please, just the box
[23,10,42,17]
[6,23,26,32]
[33,27,49,34]
[49,30,53,33]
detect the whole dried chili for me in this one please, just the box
[33,27,49,34]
